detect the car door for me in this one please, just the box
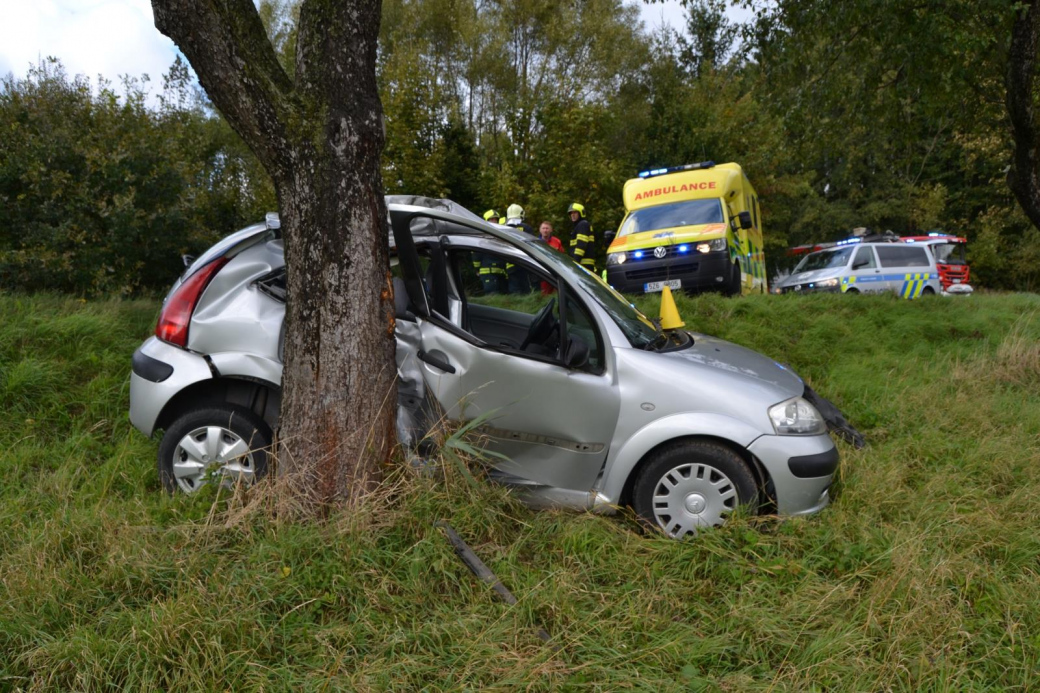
[391,210,621,491]
[846,245,882,293]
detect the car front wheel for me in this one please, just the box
[158,405,271,494]
[633,440,759,539]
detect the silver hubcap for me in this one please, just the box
[172,425,256,493]
[652,462,738,538]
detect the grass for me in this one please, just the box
[1,290,1039,690]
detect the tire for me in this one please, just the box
[922,286,936,296]
[845,287,860,294]
[723,261,742,297]
[158,405,272,494]
[633,440,759,539]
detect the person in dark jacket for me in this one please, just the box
[505,203,534,293]
[567,202,596,272]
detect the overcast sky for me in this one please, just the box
[0,1,745,93]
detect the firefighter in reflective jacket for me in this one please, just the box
[479,209,508,294]
[567,202,596,272]
[505,203,534,293]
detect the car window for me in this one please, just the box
[852,246,877,269]
[876,245,930,268]
[451,249,603,371]
[793,246,854,272]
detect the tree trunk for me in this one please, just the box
[152,0,396,508]
[1008,0,1040,230]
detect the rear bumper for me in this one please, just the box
[747,433,837,516]
[606,250,731,294]
[129,337,213,437]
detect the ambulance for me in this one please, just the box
[604,162,767,295]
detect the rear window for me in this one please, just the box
[876,245,930,268]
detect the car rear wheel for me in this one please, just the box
[158,405,271,494]
[922,286,936,295]
[633,440,759,539]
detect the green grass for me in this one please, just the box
[2,290,1039,690]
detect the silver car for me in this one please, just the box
[130,197,859,539]
[777,241,941,298]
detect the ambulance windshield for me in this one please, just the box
[618,199,724,238]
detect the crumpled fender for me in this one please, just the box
[597,412,764,504]
[208,351,284,386]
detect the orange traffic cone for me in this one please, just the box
[659,285,685,330]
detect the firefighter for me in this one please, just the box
[505,204,535,293]
[478,209,508,294]
[505,204,535,235]
[567,202,596,272]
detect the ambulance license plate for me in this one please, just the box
[644,279,681,293]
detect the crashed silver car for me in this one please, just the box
[130,197,859,538]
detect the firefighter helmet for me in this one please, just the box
[506,203,525,222]
[483,209,500,222]
[567,202,585,218]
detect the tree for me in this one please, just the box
[1007,0,1040,231]
[151,0,396,507]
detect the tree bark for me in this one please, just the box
[1007,0,1040,230]
[152,0,396,508]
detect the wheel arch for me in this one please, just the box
[154,376,281,434]
[616,434,776,512]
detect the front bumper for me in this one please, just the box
[779,282,841,294]
[129,336,214,437]
[606,250,731,294]
[747,433,837,516]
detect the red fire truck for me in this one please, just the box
[900,233,971,293]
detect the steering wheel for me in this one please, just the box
[519,297,557,350]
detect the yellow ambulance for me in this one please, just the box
[604,162,767,295]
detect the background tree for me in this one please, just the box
[150,0,396,507]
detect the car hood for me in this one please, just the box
[659,333,805,399]
[778,267,843,286]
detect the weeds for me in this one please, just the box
[1,291,1039,690]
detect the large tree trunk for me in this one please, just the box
[152,0,396,508]
[1008,0,1040,230]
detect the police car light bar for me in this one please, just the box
[637,161,716,178]
[834,237,862,246]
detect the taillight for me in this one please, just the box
[156,257,229,347]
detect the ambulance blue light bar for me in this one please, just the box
[637,161,716,179]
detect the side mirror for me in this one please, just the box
[564,334,590,369]
[603,229,616,245]
[738,211,753,230]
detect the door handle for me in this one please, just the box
[417,349,456,374]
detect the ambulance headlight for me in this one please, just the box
[607,252,627,265]
[697,238,726,253]
[768,397,827,436]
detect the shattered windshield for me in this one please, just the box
[793,247,854,273]
[931,242,967,265]
[618,199,724,238]
[523,239,661,349]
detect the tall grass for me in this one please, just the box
[1,291,1039,690]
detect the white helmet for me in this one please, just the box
[506,203,524,225]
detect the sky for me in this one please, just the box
[0,0,748,93]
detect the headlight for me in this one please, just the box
[768,397,827,435]
[816,278,838,288]
[696,238,726,253]
[607,252,627,265]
